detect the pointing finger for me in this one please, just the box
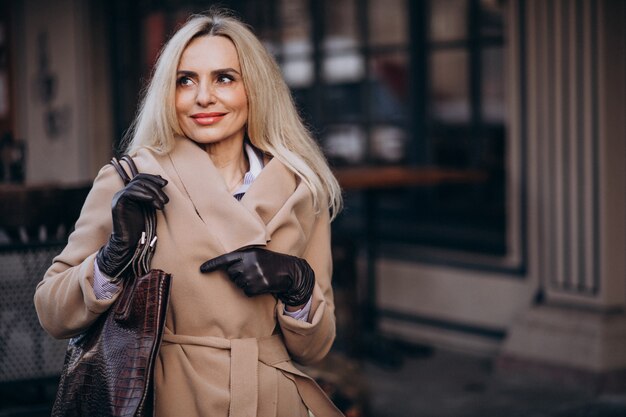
[200,252,242,273]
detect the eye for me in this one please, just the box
[216,74,235,84]
[177,76,194,87]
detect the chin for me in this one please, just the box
[189,136,222,144]
[183,130,221,144]
[186,132,244,147]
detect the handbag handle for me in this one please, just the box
[108,155,159,322]
[109,154,140,185]
[109,157,131,185]
[121,155,139,177]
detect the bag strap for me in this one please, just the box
[108,155,158,279]
[109,154,162,321]
[110,154,138,184]
[120,155,139,177]
[110,157,131,184]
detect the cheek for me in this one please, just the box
[175,96,183,117]
[175,90,193,113]
[239,100,249,121]
[175,94,192,133]
[232,87,248,114]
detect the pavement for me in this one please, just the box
[356,345,626,417]
[1,344,626,417]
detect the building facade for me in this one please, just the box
[3,0,625,390]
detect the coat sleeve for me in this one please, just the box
[276,208,336,365]
[34,164,124,339]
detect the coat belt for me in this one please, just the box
[161,333,344,417]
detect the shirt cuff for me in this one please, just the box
[283,297,312,322]
[93,259,121,300]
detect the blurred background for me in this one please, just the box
[0,0,625,416]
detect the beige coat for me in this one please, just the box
[34,136,343,417]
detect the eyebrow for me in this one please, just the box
[176,68,241,77]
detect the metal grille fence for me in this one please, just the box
[0,244,68,382]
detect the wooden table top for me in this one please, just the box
[332,166,488,190]
[0,183,92,229]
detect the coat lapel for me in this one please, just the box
[165,136,298,253]
[239,157,298,226]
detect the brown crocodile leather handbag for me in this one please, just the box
[51,155,172,417]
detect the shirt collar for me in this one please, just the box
[233,142,264,197]
[245,142,264,178]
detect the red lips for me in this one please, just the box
[191,112,227,125]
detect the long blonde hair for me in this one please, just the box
[125,10,342,219]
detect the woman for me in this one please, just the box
[34,10,343,417]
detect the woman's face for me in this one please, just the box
[175,36,248,146]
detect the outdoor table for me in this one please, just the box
[332,166,487,362]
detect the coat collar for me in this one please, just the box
[164,135,298,253]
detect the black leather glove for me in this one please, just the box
[96,173,169,279]
[200,246,315,306]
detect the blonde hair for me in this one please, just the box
[125,10,342,219]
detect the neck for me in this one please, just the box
[203,137,248,192]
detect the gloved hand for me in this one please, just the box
[200,246,315,306]
[96,173,169,279]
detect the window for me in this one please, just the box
[250,0,509,259]
[418,0,508,256]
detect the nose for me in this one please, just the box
[196,82,215,107]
